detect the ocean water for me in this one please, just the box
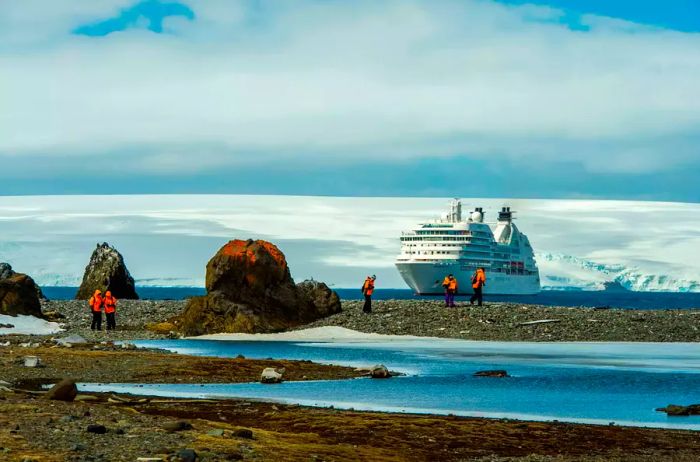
[41,287,700,310]
[81,338,700,430]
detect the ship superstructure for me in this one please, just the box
[395,200,540,295]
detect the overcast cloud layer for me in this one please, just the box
[0,195,698,291]
[1,1,700,199]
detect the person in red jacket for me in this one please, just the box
[89,290,103,331]
[470,267,486,306]
[104,291,118,331]
[362,275,376,313]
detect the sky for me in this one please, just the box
[1,0,699,201]
[1,195,698,291]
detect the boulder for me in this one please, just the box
[296,280,342,319]
[474,370,510,378]
[0,273,43,317]
[174,239,341,335]
[45,379,78,402]
[0,263,45,300]
[76,243,138,300]
[369,364,391,379]
[261,367,284,384]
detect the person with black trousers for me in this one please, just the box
[362,275,376,313]
[104,291,118,331]
[470,267,486,306]
[89,289,103,330]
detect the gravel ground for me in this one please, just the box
[301,299,700,342]
[9,298,700,343]
[39,299,187,341]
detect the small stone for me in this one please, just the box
[86,424,107,434]
[174,448,197,462]
[70,443,85,451]
[22,356,41,368]
[162,420,193,432]
[206,429,225,437]
[232,428,253,439]
[260,367,283,384]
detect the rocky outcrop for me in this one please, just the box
[474,370,510,378]
[0,272,43,317]
[75,243,138,300]
[174,239,341,335]
[0,263,45,300]
[656,404,700,416]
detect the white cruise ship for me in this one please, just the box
[396,200,540,295]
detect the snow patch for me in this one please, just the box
[0,314,63,335]
[193,326,450,343]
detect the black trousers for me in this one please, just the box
[106,312,116,330]
[91,311,102,330]
[470,287,483,306]
[363,294,372,313]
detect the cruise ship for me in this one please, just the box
[396,200,540,295]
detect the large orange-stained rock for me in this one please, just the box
[175,239,341,335]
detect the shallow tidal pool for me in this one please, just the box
[81,337,700,430]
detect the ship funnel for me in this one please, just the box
[498,206,514,222]
[449,199,462,223]
[471,207,484,223]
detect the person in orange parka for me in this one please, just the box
[470,267,487,306]
[442,274,458,307]
[362,275,376,313]
[89,290,103,331]
[104,291,118,331]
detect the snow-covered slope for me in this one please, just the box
[538,253,700,292]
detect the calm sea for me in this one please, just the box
[41,287,700,310]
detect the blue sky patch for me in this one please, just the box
[74,0,195,36]
[498,0,700,32]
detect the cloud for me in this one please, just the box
[1,0,699,183]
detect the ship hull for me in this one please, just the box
[396,261,540,295]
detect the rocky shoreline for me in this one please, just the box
[1,299,700,460]
[2,298,698,343]
[302,299,700,342]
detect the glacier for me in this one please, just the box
[537,253,700,292]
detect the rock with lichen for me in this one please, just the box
[75,243,138,300]
[174,239,341,335]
